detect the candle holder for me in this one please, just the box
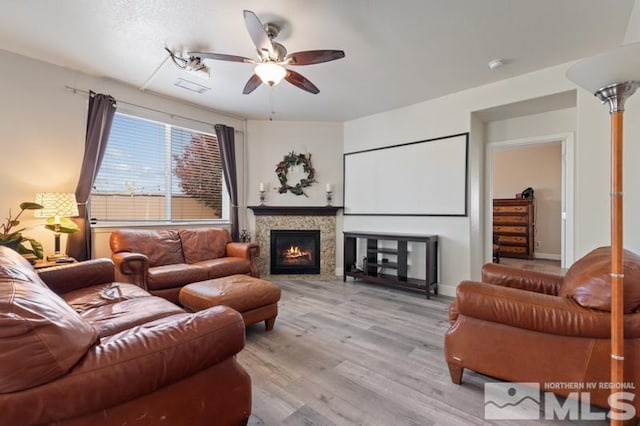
[326,190,333,206]
[259,190,266,206]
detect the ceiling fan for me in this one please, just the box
[188,10,345,95]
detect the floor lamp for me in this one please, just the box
[567,41,640,425]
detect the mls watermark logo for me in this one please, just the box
[485,382,540,420]
[484,382,637,421]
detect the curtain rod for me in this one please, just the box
[64,85,245,132]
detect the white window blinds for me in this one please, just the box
[90,112,225,223]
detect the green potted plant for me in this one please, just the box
[0,202,45,260]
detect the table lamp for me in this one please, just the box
[34,192,79,261]
[567,41,640,425]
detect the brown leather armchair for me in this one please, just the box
[445,247,640,420]
[0,246,251,425]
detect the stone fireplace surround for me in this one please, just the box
[249,206,340,279]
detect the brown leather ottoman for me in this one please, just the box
[179,274,281,331]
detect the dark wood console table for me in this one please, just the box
[343,231,438,298]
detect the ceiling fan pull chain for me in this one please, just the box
[270,87,276,121]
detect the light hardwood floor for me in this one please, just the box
[238,278,606,425]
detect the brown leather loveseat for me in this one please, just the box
[110,227,259,303]
[0,246,251,425]
[445,246,640,420]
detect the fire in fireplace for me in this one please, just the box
[270,230,320,274]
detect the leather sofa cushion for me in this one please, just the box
[78,296,185,339]
[0,248,98,393]
[61,282,184,338]
[179,228,231,263]
[62,282,151,312]
[194,257,252,279]
[110,229,185,267]
[559,246,640,313]
[147,263,209,290]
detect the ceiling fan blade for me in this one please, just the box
[188,52,254,63]
[243,74,263,94]
[285,70,320,94]
[285,50,346,65]
[243,10,274,59]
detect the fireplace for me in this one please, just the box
[270,230,321,274]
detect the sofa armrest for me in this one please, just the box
[226,242,260,277]
[37,259,116,295]
[1,306,246,425]
[481,263,564,295]
[454,280,624,338]
[226,242,260,259]
[111,252,149,289]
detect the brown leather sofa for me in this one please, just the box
[0,246,251,426]
[445,246,640,420]
[110,228,260,303]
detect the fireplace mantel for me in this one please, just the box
[248,206,341,216]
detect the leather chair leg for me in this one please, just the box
[265,317,276,331]
[447,363,464,384]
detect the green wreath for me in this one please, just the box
[275,151,316,197]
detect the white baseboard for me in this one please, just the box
[437,284,457,298]
[535,252,561,261]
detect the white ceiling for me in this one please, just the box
[0,0,635,121]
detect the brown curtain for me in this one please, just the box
[67,91,117,260]
[215,124,239,241]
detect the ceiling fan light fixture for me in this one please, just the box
[255,62,287,86]
[192,10,345,95]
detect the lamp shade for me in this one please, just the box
[566,41,640,93]
[34,192,79,218]
[255,62,287,86]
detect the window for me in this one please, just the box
[90,112,227,224]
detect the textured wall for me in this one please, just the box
[255,215,336,279]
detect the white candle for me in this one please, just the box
[259,182,265,192]
[326,183,332,192]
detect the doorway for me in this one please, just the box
[486,133,574,268]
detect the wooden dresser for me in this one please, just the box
[492,198,535,259]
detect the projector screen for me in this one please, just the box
[343,133,468,216]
